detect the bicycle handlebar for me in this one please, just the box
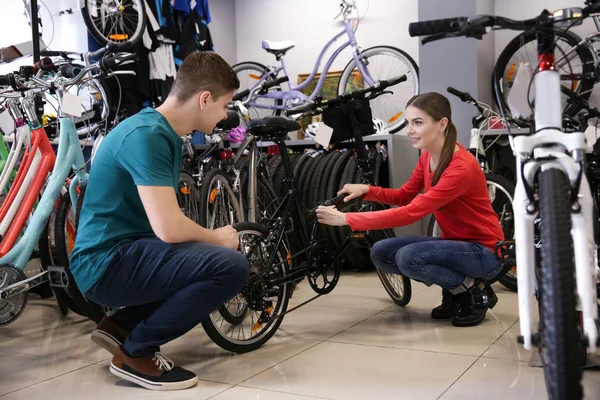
[409,3,600,43]
[232,75,289,102]
[447,86,474,103]
[285,74,407,116]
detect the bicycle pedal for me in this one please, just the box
[47,266,71,289]
[349,232,372,247]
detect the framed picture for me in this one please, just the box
[296,69,364,139]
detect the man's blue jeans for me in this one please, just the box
[85,237,249,358]
[371,236,501,289]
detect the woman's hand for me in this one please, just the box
[338,184,369,202]
[316,206,348,226]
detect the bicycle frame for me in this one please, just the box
[0,114,88,274]
[246,20,376,110]
[511,28,599,352]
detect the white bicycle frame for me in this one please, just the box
[513,68,599,352]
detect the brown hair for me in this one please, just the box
[169,52,240,102]
[406,92,458,186]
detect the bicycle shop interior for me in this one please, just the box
[0,0,599,399]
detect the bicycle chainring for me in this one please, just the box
[307,241,340,295]
[0,265,28,326]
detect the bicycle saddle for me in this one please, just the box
[262,40,295,57]
[247,116,300,138]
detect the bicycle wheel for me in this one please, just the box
[177,171,201,223]
[81,0,146,46]
[537,168,583,399]
[199,169,243,229]
[201,222,291,353]
[338,46,419,133]
[54,189,105,323]
[492,29,595,117]
[367,205,412,307]
[232,62,282,120]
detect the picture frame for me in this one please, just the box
[296,69,364,139]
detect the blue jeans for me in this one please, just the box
[371,236,501,289]
[86,238,249,358]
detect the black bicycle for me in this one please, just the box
[200,75,412,353]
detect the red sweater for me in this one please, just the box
[345,144,504,252]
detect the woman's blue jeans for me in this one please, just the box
[371,236,501,289]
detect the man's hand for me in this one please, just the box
[316,206,348,226]
[214,226,239,250]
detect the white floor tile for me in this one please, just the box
[213,386,332,400]
[0,350,90,396]
[330,308,514,357]
[243,341,477,400]
[440,358,600,400]
[0,364,230,399]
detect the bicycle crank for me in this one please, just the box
[307,241,340,295]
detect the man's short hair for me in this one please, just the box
[170,52,240,102]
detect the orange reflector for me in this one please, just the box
[286,251,291,266]
[507,64,517,83]
[209,188,218,203]
[252,307,274,332]
[248,73,261,80]
[571,81,579,91]
[109,34,129,41]
[180,187,190,195]
[353,72,362,84]
[388,112,403,123]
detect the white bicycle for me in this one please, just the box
[409,3,600,399]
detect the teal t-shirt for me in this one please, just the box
[70,108,182,294]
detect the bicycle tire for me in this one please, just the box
[338,46,419,133]
[54,189,105,323]
[537,167,584,399]
[201,222,290,353]
[199,169,243,229]
[492,29,595,117]
[299,153,321,206]
[337,153,361,270]
[351,161,375,271]
[81,0,146,46]
[317,151,343,205]
[232,62,283,118]
[326,150,354,249]
[306,152,333,209]
[38,219,71,316]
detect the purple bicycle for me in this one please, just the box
[233,0,419,133]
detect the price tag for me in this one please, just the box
[314,122,333,148]
[585,123,598,152]
[0,109,14,135]
[62,92,82,118]
[506,63,534,119]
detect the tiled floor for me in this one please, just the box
[1,272,600,399]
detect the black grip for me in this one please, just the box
[447,86,472,103]
[380,74,407,90]
[261,76,289,90]
[40,50,62,57]
[0,75,9,86]
[408,17,468,36]
[232,89,250,101]
[100,53,137,71]
[285,103,315,116]
[39,57,56,72]
[60,64,82,79]
[106,41,136,53]
[215,110,240,131]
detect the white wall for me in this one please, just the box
[208,0,237,65]
[234,0,419,86]
[476,0,495,105]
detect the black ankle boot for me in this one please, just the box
[452,284,498,327]
[431,289,463,319]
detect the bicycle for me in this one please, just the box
[492,0,600,118]
[0,46,136,326]
[200,75,413,354]
[409,4,600,399]
[80,0,146,46]
[232,0,419,133]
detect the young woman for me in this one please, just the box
[316,92,504,327]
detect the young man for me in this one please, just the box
[70,52,250,391]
